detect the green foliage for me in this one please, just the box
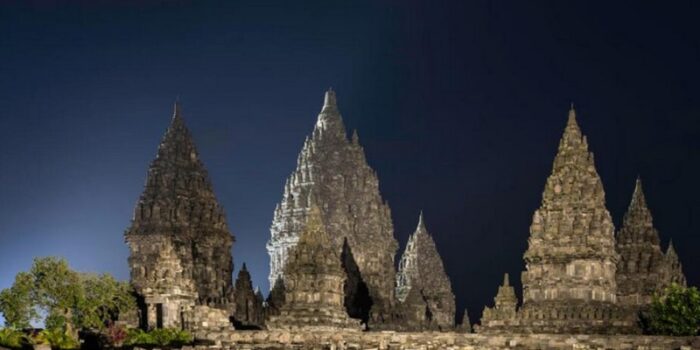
[0,328,25,349]
[40,328,80,349]
[77,273,136,331]
[124,328,193,347]
[124,329,155,346]
[0,257,137,335]
[0,272,38,328]
[643,283,700,336]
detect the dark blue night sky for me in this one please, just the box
[1,1,699,325]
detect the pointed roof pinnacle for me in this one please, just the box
[417,210,426,230]
[667,239,677,256]
[631,177,647,209]
[322,87,338,111]
[241,262,248,271]
[503,273,510,286]
[173,98,183,120]
[567,102,578,127]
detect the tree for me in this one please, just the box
[0,257,136,334]
[0,272,37,328]
[643,283,700,336]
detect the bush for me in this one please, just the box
[40,329,80,349]
[0,328,25,349]
[103,323,128,347]
[124,328,193,348]
[642,283,700,336]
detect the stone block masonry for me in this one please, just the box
[183,331,699,350]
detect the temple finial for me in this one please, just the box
[567,102,577,124]
[503,273,510,286]
[417,210,426,232]
[173,97,183,120]
[323,88,337,110]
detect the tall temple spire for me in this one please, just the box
[515,106,636,333]
[125,102,235,329]
[267,89,398,327]
[664,239,687,286]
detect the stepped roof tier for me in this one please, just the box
[267,89,398,326]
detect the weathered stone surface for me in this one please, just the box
[233,263,264,328]
[267,89,398,326]
[192,330,699,350]
[266,205,362,331]
[125,102,234,329]
[459,309,472,333]
[395,213,455,331]
[616,178,679,307]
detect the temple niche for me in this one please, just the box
[267,89,399,327]
[266,205,362,331]
[395,213,456,331]
[125,102,234,330]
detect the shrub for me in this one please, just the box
[642,283,700,336]
[40,329,80,349]
[0,328,25,349]
[124,328,193,348]
[103,323,128,347]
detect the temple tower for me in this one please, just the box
[663,241,687,287]
[518,106,634,333]
[267,89,398,325]
[125,102,234,329]
[616,178,668,306]
[232,263,264,328]
[479,273,519,331]
[266,206,361,331]
[395,212,456,330]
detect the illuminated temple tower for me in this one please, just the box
[125,102,234,329]
[517,106,635,333]
[267,89,398,326]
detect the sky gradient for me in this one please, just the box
[1,1,699,325]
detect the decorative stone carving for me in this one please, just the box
[266,205,361,331]
[395,213,455,331]
[125,102,234,329]
[267,89,398,326]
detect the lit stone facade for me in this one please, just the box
[125,103,234,329]
[267,89,398,326]
[266,206,362,331]
[395,213,456,331]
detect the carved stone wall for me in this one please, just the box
[267,89,398,326]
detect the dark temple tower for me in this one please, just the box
[125,102,234,329]
[616,178,668,306]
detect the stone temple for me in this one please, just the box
[266,89,399,327]
[125,102,234,330]
[119,96,695,349]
